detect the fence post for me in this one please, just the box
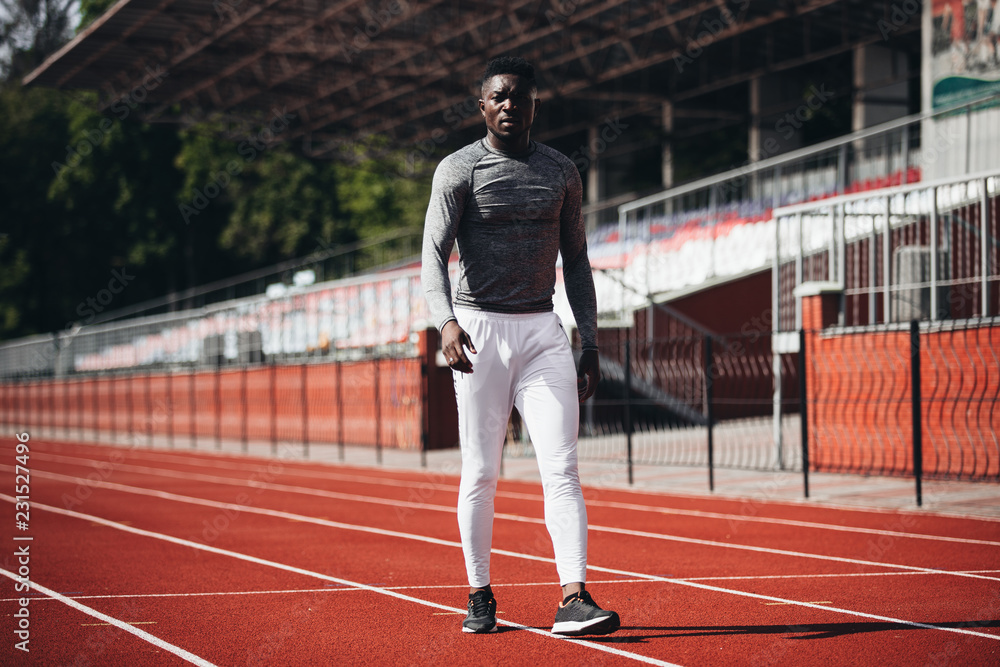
[45,377,52,439]
[145,370,153,447]
[189,368,197,449]
[374,356,382,465]
[126,372,134,444]
[215,366,222,451]
[981,178,990,316]
[37,378,44,439]
[337,359,344,461]
[624,339,633,485]
[47,378,53,438]
[22,380,28,436]
[705,335,715,492]
[301,363,309,459]
[799,328,809,498]
[109,373,116,442]
[80,376,86,440]
[241,365,248,454]
[419,328,432,468]
[270,362,278,456]
[420,350,428,469]
[166,368,174,449]
[910,319,923,507]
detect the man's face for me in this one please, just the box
[479,74,538,148]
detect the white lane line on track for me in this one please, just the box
[0,568,217,667]
[3,570,995,604]
[15,441,1000,530]
[0,580,647,603]
[584,524,1000,582]
[84,445,1000,524]
[4,493,999,646]
[0,496,680,667]
[24,450,1000,547]
[13,464,1000,585]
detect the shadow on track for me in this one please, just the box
[575,620,1000,643]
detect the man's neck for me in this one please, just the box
[487,132,531,154]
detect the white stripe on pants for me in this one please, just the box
[453,307,588,588]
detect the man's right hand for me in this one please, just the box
[442,320,477,373]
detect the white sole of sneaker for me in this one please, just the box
[551,614,620,636]
[462,624,498,634]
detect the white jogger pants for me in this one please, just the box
[452,308,588,588]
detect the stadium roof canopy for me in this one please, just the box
[24,0,919,161]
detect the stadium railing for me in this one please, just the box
[585,92,1000,325]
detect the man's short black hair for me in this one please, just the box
[481,56,536,94]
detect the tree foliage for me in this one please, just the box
[0,3,432,343]
[77,0,114,30]
[0,0,76,80]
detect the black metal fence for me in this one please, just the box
[504,320,1000,504]
[504,330,803,487]
[4,321,997,506]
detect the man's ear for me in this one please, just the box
[532,96,541,121]
[479,98,486,119]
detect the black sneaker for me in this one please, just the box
[551,590,620,636]
[462,589,498,633]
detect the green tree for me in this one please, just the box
[77,0,115,30]
[0,2,435,343]
[0,0,76,80]
[332,138,432,271]
[0,83,186,338]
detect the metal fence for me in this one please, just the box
[505,330,801,488]
[773,171,1000,331]
[3,321,996,503]
[803,319,1000,500]
[504,320,999,502]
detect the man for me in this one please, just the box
[421,56,620,636]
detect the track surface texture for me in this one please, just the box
[1,437,998,666]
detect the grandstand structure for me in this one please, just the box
[25,0,925,224]
[3,1,999,488]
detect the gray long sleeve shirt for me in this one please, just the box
[421,138,598,350]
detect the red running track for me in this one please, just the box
[1,437,999,666]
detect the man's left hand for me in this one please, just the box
[577,349,600,402]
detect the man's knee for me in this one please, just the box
[462,462,501,491]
